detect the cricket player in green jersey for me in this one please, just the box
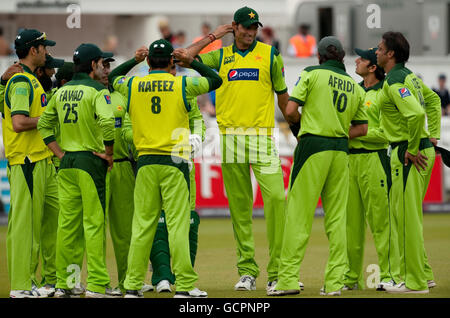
[38,43,116,298]
[343,47,401,291]
[3,29,59,298]
[375,32,441,294]
[268,36,368,297]
[148,64,206,293]
[185,7,290,291]
[100,47,150,295]
[112,39,222,298]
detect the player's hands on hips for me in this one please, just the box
[1,62,23,81]
[93,152,114,171]
[135,46,149,63]
[430,138,438,147]
[405,150,428,172]
[173,48,194,65]
[212,24,233,39]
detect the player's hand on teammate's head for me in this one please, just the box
[212,24,233,39]
[135,46,149,63]
[1,62,24,81]
[172,48,194,66]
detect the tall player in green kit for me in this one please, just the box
[38,43,116,298]
[268,37,368,296]
[343,47,401,291]
[185,7,289,291]
[113,40,222,298]
[375,32,441,294]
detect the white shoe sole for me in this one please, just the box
[267,289,300,296]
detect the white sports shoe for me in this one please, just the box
[428,280,437,288]
[385,282,429,294]
[106,287,123,297]
[266,283,300,296]
[234,275,256,291]
[71,283,86,296]
[267,281,304,292]
[342,283,358,291]
[141,283,154,293]
[9,290,40,298]
[377,280,395,291]
[174,287,208,298]
[156,280,172,293]
[54,288,80,298]
[320,286,341,296]
[37,284,55,297]
[85,290,111,298]
[124,290,144,298]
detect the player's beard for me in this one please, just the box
[39,74,54,92]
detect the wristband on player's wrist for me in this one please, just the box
[289,122,300,138]
[207,33,216,43]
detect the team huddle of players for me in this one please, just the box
[1,5,440,298]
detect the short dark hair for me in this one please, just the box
[16,43,42,59]
[319,45,345,64]
[74,57,101,74]
[382,31,410,64]
[149,56,172,69]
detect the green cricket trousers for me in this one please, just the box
[55,152,110,294]
[7,157,58,291]
[390,139,435,290]
[107,159,135,291]
[220,134,286,282]
[276,135,348,293]
[344,149,401,288]
[150,160,200,286]
[124,155,198,292]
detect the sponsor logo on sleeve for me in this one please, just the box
[41,93,47,107]
[118,77,126,84]
[227,68,259,81]
[398,87,411,98]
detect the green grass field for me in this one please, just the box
[0,214,449,298]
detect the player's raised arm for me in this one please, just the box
[108,46,148,84]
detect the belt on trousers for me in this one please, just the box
[349,148,386,154]
[113,157,131,163]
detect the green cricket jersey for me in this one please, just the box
[0,83,5,115]
[290,60,368,138]
[349,81,389,150]
[378,63,441,155]
[38,72,115,152]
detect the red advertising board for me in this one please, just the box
[194,155,444,208]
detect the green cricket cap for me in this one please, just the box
[318,36,344,56]
[148,39,173,58]
[233,6,263,28]
[355,47,378,66]
[44,54,64,69]
[73,43,113,65]
[15,29,56,51]
[55,62,74,82]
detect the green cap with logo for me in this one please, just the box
[355,47,379,66]
[73,43,113,65]
[15,29,56,51]
[44,54,65,69]
[148,39,173,58]
[233,6,263,28]
[318,36,344,56]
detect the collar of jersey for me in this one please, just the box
[19,63,34,74]
[232,40,257,57]
[148,70,169,74]
[322,60,346,71]
[360,79,384,92]
[388,62,406,75]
